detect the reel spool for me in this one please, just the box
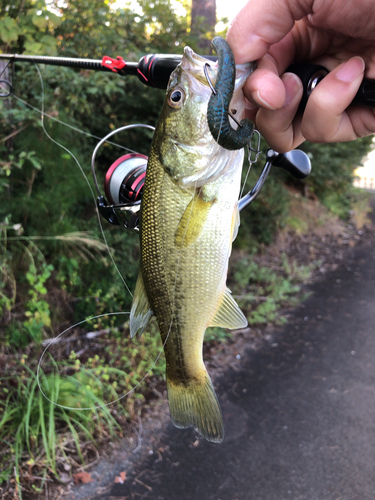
[91,123,155,229]
[104,153,148,205]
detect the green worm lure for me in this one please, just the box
[207,36,254,151]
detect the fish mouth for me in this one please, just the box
[182,46,218,89]
[183,46,214,67]
[181,45,256,91]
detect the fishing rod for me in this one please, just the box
[0,52,217,93]
[1,52,375,107]
[1,49,374,230]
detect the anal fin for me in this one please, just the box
[210,287,247,329]
[129,269,153,338]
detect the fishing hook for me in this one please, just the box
[204,62,262,163]
[204,62,242,128]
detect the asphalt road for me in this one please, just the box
[99,203,375,500]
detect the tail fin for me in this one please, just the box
[167,372,224,443]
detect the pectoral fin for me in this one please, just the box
[129,270,153,338]
[175,194,213,248]
[231,203,240,242]
[210,287,247,329]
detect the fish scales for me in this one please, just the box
[130,42,254,442]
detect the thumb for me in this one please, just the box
[226,0,314,64]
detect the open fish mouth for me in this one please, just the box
[181,44,256,97]
[182,46,218,88]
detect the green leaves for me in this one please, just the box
[0,16,22,44]
[11,151,43,170]
[23,261,54,344]
[32,13,48,30]
[232,255,315,326]
[0,4,58,53]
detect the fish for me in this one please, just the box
[129,38,255,443]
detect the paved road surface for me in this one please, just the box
[99,202,375,500]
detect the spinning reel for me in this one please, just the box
[92,124,154,229]
[93,125,312,231]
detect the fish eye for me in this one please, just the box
[168,87,185,108]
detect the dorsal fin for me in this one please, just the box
[129,269,153,338]
[210,287,247,329]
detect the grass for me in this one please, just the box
[231,253,316,326]
[0,249,317,498]
[0,359,122,498]
[0,320,167,499]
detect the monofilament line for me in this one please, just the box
[33,63,132,296]
[31,63,174,411]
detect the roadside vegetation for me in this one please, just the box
[0,0,373,498]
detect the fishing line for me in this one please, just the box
[37,311,166,410]
[0,58,11,78]
[33,63,132,297]
[3,55,141,152]
[240,149,253,200]
[11,93,138,153]
[31,63,172,410]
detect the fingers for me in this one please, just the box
[226,0,310,64]
[244,53,288,110]
[301,57,368,142]
[253,73,304,152]
[226,0,375,150]
[233,29,299,113]
[246,57,375,152]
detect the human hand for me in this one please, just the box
[226,0,375,152]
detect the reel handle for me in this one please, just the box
[288,64,375,110]
[238,149,311,212]
[270,149,311,180]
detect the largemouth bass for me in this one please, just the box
[130,39,255,443]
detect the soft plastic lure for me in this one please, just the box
[207,36,254,150]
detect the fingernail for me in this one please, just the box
[256,90,276,110]
[283,73,302,106]
[336,57,365,82]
